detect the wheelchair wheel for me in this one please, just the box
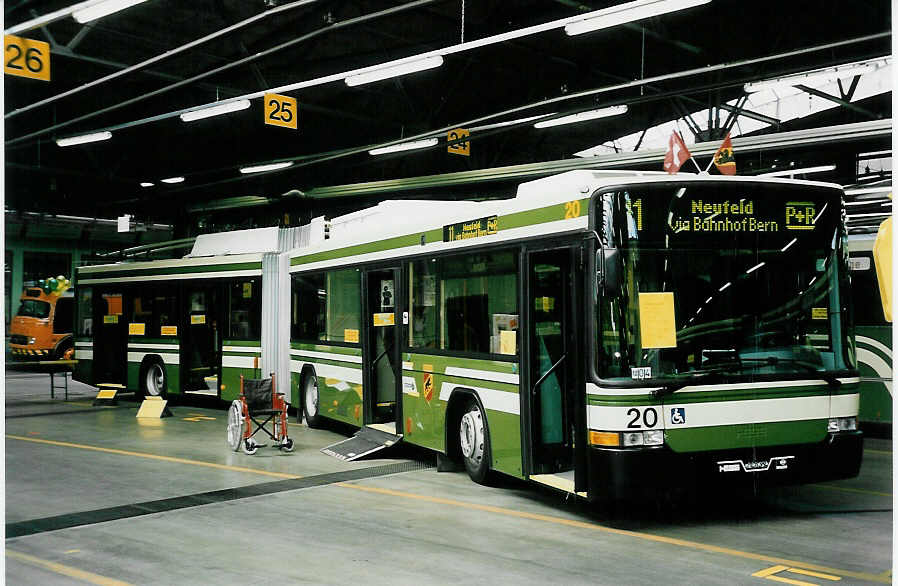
[226,400,243,452]
[243,438,259,455]
[281,438,295,452]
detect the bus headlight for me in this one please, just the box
[827,416,857,432]
[589,430,665,447]
[28,337,36,344]
[643,430,664,446]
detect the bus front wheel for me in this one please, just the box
[459,399,492,484]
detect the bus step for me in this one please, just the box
[321,426,402,462]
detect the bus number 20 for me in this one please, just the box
[626,407,658,428]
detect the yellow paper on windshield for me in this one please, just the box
[638,292,677,348]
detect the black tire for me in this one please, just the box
[54,338,74,360]
[459,398,492,485]
[139,359,168,399]
[301,372,323,429]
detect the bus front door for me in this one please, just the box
[362,267,402,432]
[180,284,222,396]
[94,288,127,385]
[526,248,582,481]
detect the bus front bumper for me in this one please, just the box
[587,431,863,502]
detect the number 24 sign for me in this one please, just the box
[4,35,50,81]
[264,93,297,129]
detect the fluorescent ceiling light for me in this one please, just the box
[180,100,251,122]
[534,105,628,128]
[369,138,438,155]
[760,164,836,177]
[161,176,185,184]
[858,150,891,158]
[240,162,294,174]
[564,0,711,36]
[845,199,891,206]
[56,131,112,147]
[345,56,443,87]
[781,238,797,252]
[718,282,732,292]
[746,262,766,274]
[844,186,892,195]
[140,182,154,187]
[72,0,148,23]
[744,61,883,93]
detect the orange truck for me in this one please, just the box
[8,276,75,360]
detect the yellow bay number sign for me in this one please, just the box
[264,93,297,129]
[4,35,50,81]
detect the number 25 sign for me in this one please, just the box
[264,93,297,130]
[4,35,50,81]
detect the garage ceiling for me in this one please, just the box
[4,0,892,229]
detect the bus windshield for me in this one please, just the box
[17,299,51,319]
[596,182,855,385]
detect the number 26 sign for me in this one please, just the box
[264,93,297,130]
[4,35,50,81]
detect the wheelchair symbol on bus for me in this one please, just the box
[670,408,686,425]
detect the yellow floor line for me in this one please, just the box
[336,483,890,584]
[810,483,892,498]
[7,550,133,586]
[865,449,892,456]
[6,435,301,480]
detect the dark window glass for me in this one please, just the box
[77,288,93,336]
[17,299,50,318]
[409,250,518,356]
[325,269,361,343]
[229,279,261,339]
[292,273,326,341]
[850,251,889,326]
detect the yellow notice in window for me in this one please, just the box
[129,323,146,336]
[373,313,395,327]
[161,326,178,336]
[499,330,517,355]
[812,307,828,320]
[638,292,677,348]
[344,329,360,343]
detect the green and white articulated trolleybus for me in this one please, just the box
[847,224,892,429]
[288,170,862,500]
[74,170,863,500]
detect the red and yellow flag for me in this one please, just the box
[713,132,736,175]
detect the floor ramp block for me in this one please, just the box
[136,396,173,418]
[92,383,124,406]
[321,426,402,462]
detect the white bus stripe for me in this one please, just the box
[290,349,363,364]
[444,367,519,385]
[438,382,520,415]
[587,393,859,431]
[856,335,893,359]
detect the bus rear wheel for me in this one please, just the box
[140,360,167,398]
[459,399,492,485]
[302,373,322,428]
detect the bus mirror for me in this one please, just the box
[597,249,621,293]
[873,216,892,322]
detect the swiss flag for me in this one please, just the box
[663,131,691,174]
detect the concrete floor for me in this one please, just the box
[4,369,893,585]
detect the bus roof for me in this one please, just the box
[287,170,845,269]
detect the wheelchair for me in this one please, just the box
[227,374,294,455]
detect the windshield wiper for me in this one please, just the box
[739,356,842,389]
[652,356,841,399]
